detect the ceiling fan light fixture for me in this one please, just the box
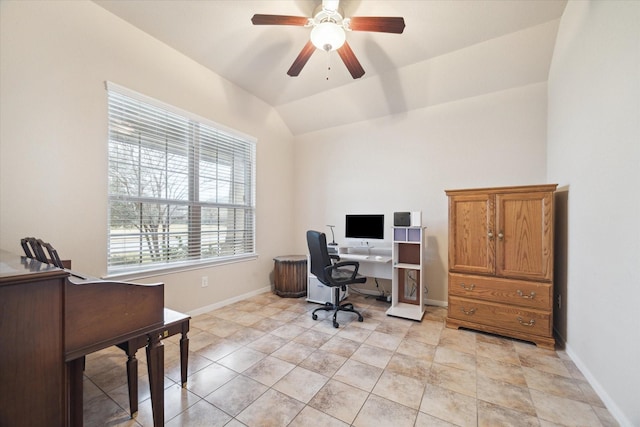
[310,22,346,52]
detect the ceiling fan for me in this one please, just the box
[251,0,405,79]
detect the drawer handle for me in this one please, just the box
[517,317,535,327]
[516,290,536,299]
[460,283,475,291]
[461,307,476,315]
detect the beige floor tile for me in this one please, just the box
[298,349,347,377]
[414,411,458,427]
[271,340,315,364]
[434,346,476,371]
[438,327,477,354]
[333,358,383,391]
[242,355,295,387]
[217,347,266,373]
[288,406,349,427]
[428,362,477,398]
[364,330,403,351]
[185,362,237,398]
[308,379,369,424]
[293,328,334,348]
[372,370,426,409]
[405,323,442,346]
[522,366,585,401]
[396,338,436,361]
[353,394,417,427]
[477,400,540,427]
[272,366,329,403]
[82,294,620,427]
[246,333,289,354]
[319,335,362,358]
[520,352,573,378]
[250,317,285,333]
[477,355,527,387]
[165,400,231,427]
[225,327,265,346]
[350,343,394,369]
[374,319,412,337]
[386,352,431,383]
[477,375,536,416]
[419,383,477,427]
[336,324,373,342]
[232,312,265,327]
[476,339,521,365]
[236,388,304,427]
[203,319,243,339]
[203,375,268,416]
[195,338,242,362]
[530,389,604,426]
[270,323,307,340]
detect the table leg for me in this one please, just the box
[146,333,164,427]
[124,347,138,417]
[68,356,85,427]
[179,328,189,387]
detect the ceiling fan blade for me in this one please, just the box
[287,40,316,77]
[348,16,406,34]
[251,14,309,26]
[337,41,365,79]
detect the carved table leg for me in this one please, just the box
[146,333,164,427]
[124,348,138,417]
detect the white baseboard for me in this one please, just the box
[186,285,271,317]
[565,343,633,427]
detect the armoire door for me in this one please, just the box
[448,193,495,275]
[495,191,554,281]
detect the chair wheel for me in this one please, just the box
[312,314,318,320]
[333,321,339,328]
[358,316,364,322]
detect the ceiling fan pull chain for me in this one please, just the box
[326,51,332,80]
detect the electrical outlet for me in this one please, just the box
[201,276,208,288]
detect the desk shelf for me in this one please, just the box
[387,227,426,321]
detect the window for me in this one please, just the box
[106,82,256,275]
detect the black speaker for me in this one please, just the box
[394,212,411,226]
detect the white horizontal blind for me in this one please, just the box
[106,83,256,273]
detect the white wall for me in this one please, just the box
[0,1,295,312]
[547,1,640,426]
[294,80,549,304]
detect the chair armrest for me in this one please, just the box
[324,261,361,286]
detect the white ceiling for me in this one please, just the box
[93,0,567,135]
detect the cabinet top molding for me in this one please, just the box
[445,184,558,196]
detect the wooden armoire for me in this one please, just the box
[445,184,557,349]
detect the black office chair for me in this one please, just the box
[307,230,366,328]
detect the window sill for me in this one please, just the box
[103,253,258,281]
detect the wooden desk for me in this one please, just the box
[116,308,190,417]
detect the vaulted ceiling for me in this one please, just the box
[93,0,567,135]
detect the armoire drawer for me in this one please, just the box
[448,296,552,337]
[448,273,552,310]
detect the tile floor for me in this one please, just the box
[82,292,618,426]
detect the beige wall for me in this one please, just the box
[0,1,295,313]
[293,74,549,305]
[547,1,640,425]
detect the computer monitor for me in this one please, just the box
[345,214,384,240]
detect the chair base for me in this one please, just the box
[312,288,363,328]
